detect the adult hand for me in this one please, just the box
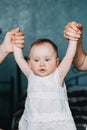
[2,27,24,54]
[64,21,82,41]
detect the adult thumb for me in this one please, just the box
[11,27,20,33]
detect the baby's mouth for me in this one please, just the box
[39,69,46,72]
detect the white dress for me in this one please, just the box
[19,68,77,130]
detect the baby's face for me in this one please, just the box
[29,43,59,77]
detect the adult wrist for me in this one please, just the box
[0,43,9,57]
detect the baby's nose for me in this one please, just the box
[40,61,45,66]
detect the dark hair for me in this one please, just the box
[28,38,58,59]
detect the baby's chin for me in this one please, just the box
[34,71,54,77]
[34,73,49,77]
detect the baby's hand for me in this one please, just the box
[64,21,82,41]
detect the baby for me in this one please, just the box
[13,37,80,130]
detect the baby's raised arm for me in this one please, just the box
[12,31,31,79]
[11,31,31,78]
[58,40,77,84]
[13,46,31,79]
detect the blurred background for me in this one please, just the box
[0,0,87,129]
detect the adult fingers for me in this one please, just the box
[65,22,82,34]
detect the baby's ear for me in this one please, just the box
[28,59,30,64]
[56,58,60,66]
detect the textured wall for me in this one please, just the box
[0,0,87,107]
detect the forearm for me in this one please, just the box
[0,43,9,64]
[13,46,30,78]
[13,45,24,64]
[74,37,87,70]
[65,40,77,60]
[58,40,77,83]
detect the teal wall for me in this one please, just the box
[0,0,87,110]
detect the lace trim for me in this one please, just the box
[22,112,72,122]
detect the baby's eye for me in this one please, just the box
[45,59,50,62]
[34,59,39,62]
